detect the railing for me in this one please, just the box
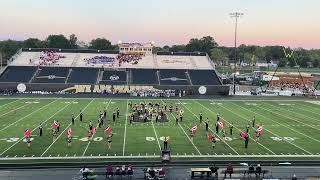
[7,48,22,65]
[206,53,216,70]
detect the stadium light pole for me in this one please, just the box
[230,12,243,95]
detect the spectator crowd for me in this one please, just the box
[84,56,115,64]
[117,53,143,66]
[38,50,65,66]
[131,89,176,97]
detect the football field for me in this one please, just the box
[0,97,319,162]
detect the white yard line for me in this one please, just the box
[3,97,320,102]
[143,99,161,151]
[151,121,161,150]
[231,102,320,144]
[82,99,111,156]
[0,103,29,118]
[122,100,128,156]
[0,99,70,157]
[258,103,320,132]
[178,100,239,155]
[178,123,202,155]
[161,100,202,155]
[0,99,21,109]
[40,99,94,157]
[0,99,59,132]
[195,100,276,155]
[297,104,320,116]
[217,101,313,155]
[264,102,320,123]
[1,154,320,160]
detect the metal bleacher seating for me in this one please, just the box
[67,68,99,84]
[188,70,222,85]
[0,66,37,83]
[131,69,158,85]
[32,67,70,83]
[159,69,190,85]
[99,70,127,85]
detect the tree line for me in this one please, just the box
[0,34,319,68]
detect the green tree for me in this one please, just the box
[22,38,44,48]
[278,58,288,67]
[265,46,285,62]
[313,58,320,68]
[89,38,113,50]
[46,34,70,49]
[170,45,186,52]
[0,40,22,61]
[210,48,229,65]
[69,34,78,49]
[186,36,218,54]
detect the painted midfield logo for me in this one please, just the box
[37,75,65,80]
[161,77,187,81]
[109,75,120,81]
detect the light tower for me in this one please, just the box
[230,12,243,95]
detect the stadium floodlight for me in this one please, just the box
[117,40,122,44]
[229,12,244,95]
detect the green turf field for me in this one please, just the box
[0,97,319,162]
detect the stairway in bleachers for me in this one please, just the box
[71,53,80,67]
[96,69,102,84]
[29,68,40,83]
[185,71,193,85]
[153,54,159,69]
[31,52,40,64]
[64,69,73,84]
[189,56,198,69]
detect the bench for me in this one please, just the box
[82,170,133,179]
[244,170,269,178]
[191,168,212,178]
[220,169,269,178]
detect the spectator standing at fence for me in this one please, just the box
[225,163,233,178]
[255,164,262,177]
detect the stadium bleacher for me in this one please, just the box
[99,70,127,85]
[188,70,221,85]
[32,67,70,83]
[131,69,158,85]
[0,48,229,95]
[0,66,36,82]
[67,68,99,84]
[159,69,190,85]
